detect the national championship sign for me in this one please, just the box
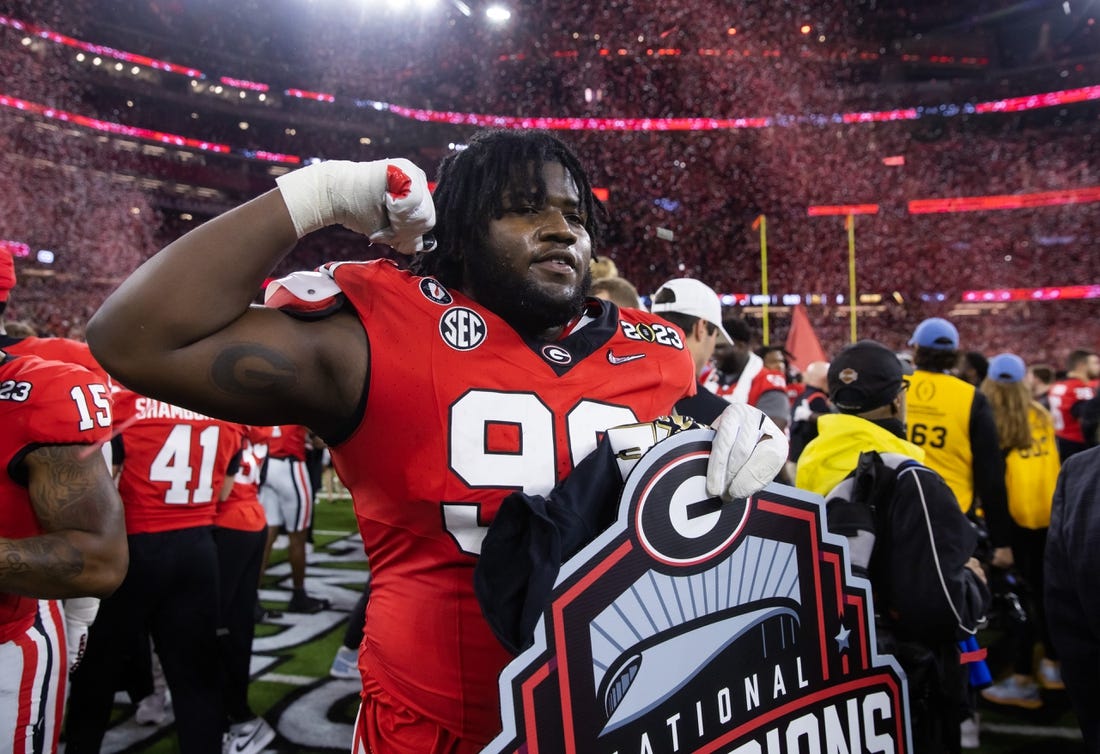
[485,429,912,754]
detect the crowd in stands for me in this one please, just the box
[0,0,1096,363]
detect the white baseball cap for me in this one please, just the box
[649,278,733,345]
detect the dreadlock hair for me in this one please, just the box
[980,377,1051,452]
[409,130,601,289]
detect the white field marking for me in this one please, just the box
[261,672,318,686]
[982,721,1083,740]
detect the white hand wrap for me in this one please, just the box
[63,596,100,674]
[275,158,435,254]
[705,403,789,502]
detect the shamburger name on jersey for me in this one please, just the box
[133,398,214,422]
[487,430,912,754]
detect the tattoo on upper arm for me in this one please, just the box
[211,344,297,396]
[27,445,117,533]
[14,444,119,586]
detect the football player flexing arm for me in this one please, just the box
[87,131,786,753]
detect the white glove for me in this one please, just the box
[705,403,789,502]
[62,596,100,674]
[792,400,814,424]
[276,158,435,254]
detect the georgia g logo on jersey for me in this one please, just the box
[440,307,487,351]
[541,344,572,365]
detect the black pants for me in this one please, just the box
[1009,525,1057,673]
[214,525,266,722]
[885,638,964,754]
[66,527,224,754]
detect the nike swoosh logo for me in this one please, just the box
[230,721,275,753]
[607,349,646,365]
[233,731,265,753]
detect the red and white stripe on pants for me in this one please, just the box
[0,600,66,754]
[259,457,314,532]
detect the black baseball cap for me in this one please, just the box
[828,340,905,414]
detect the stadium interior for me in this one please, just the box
[1,0,1097,363]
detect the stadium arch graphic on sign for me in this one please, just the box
[486,428,912,754]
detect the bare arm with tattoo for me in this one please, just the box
[87,160,433,437]
[0,444,128,599]
[87,192,364,436]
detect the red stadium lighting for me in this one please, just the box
[842,108,920,124]
[246,150,301,164]
[909,186,1100,214]
[974,85,1100,114]
[220,76,269,93]
[882,155,905,166]
[384,104,771,131]
[0,14,204,78]
[962,286,1100,302]
[807,204,879,216]
[0,94,232,153]
[285,88,335,103]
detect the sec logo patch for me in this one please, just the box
[440,307,487,351]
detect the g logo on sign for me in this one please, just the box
[440,307,487,351]
[628,433,750,568]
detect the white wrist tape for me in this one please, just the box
[63,596,100,673]
[276,158,435,255]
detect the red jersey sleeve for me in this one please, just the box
[0,354,112,636]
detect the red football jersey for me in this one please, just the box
[215,424,272,532]
[266,424,308,461]
[1,335,110,385]
[1049,378,1095,444]
[0,353,112,639]
[113,388,244,535]
[320,260,695,742]
[707,366,788,407]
